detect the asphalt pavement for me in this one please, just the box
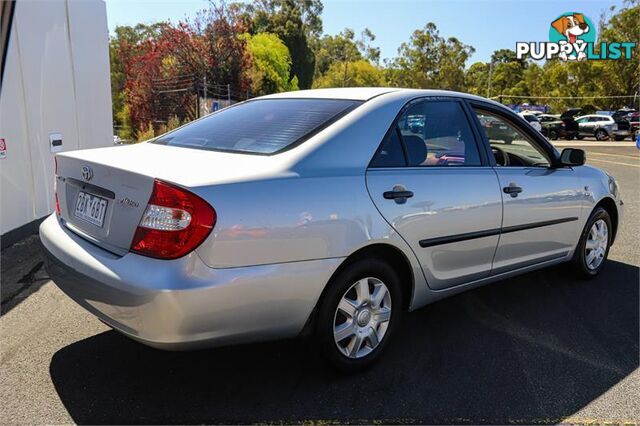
[1,142,638,424]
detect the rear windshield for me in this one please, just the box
[153,98,362,154]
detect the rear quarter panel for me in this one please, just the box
[194,174,380,267]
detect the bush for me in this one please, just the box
[136,124,155,142]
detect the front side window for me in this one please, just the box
[153,98,361,154]
[371,99,481,167]
[474,109,551,167]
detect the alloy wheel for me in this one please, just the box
[333,277,392,359]
[585,219,608,270]
[595,130,608,141]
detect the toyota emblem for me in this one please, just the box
[81,165,93,181]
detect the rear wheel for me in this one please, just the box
[549,130,559,140]
[315,258,403,372]
[572,207,612,278]
[595,129,609,141]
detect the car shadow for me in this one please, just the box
[49,260,638,424]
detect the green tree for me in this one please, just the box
[388,23,474,90]
[235,0,323,89]
[313,59,386,88]
[597,2,640,108]
[313,28,380,78]
[465,62,490,96]
[243,32,298,95]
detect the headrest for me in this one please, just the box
[403,135,427,166]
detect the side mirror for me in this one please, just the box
[560,148,586,166]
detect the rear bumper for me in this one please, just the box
[40,214,341,349]
[613,129,631,137]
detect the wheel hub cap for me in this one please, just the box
[333,277,392,359]
[356,308,371,326]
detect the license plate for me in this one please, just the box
[74,191,108,227]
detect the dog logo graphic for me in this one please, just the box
[549,12,595,61]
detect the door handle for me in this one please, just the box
[503,183,523,198]
[383,185,414,204]
[383,190,414,199]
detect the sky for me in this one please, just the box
[105,0,625,64]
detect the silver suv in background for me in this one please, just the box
[575,114,630,141]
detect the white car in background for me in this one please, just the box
[518,112,542,132]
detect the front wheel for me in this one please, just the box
[549,130,559,140]
[572,207,612,278]
[315,259,403,372]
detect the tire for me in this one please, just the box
[503,138,513,144]
[565,134,575,141]
[595,129,609,141]
[549,130,559,140]
[631,131,638,141]
[315,258,403,372]
[572,207,612,279]
[576,135,585,140]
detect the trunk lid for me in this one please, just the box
[55,142,283,255]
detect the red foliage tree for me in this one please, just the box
[119,3,252,134]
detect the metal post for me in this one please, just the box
[227,84,231,106]
[487,60,494,98]
[203,76,207,115]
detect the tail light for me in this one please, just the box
[54,157,61,216]
[130,179,216,259]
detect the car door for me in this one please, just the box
[575,116,590,135]
[470,104,583,274]
[366,97,503,290]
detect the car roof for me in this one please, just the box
[258,87,399,101]
[256,87,506,105]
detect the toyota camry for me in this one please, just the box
[41,88,623,371]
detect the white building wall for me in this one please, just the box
[0,0,112,238]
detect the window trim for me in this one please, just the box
[368,96,490,169]
[466,100,562,168]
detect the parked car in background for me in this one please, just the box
[629,112,639,141]
[40,88,623,371]
[538,113,579,140]
[518,112,542,132]
[612,108,636,141]
[575,115,629,141]
[478,114,519,144]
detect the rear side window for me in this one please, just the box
[371,100,481,167]
[153,98,362,154]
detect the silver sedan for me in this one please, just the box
[41,88,623,371]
